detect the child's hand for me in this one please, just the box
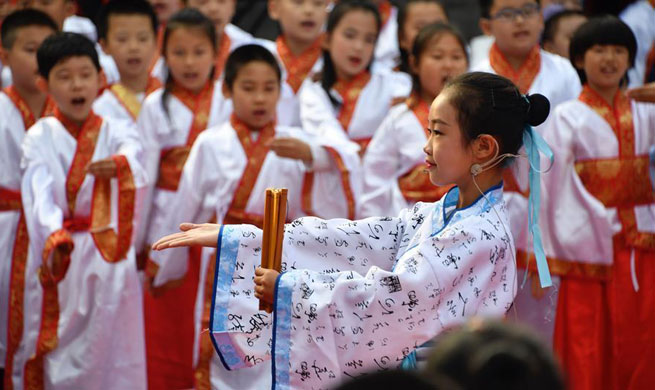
[151,223,221,250]
[627,83,655,103]
[254,267,279,310]
[87,158,118,178]
[269,138,313,164]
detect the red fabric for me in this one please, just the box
[144,247,202,390]
[554,236,655,390]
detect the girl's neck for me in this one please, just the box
[14,83,48,118]
[119,72,150,94]
[284,34,316,57]
[588,82,619,106]
[456,169,503,209]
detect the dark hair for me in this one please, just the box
[409,22,468,94]
[479,0,541,19]
[37,32,101,78]
[424,321,565,390]
[569,15,637,85]
[96,0,158,41]
[541,9,585,46]
[443,72,550,157]
[1,9,58,50]
[161,8,217,120]
[397,0,447,73]
[223,44,281,90]
[321,0,381,107]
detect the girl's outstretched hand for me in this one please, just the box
[151,223,221,250]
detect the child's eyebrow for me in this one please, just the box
[430,118,450,126]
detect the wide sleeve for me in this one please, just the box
[299,82,348,140]
[272,218,515,389]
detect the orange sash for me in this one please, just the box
[276,35,324,93]
[2,86,56,129]
[156,82,214,191]
[109,76,162,121]
[222,115,277,228]
[214,32,232,80]
[489,43,541,94]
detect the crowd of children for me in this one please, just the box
[0,0,654,389]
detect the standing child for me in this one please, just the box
[94,0,161,127]
[541,9,586,59]
[136,8,229,389]
[0,9,57,388]
[396,0,448,74]
[13,32,147,390]
[149,44,361,390]
[541,16,655,390]
[300,0,411,157]
[360,23,468,218]
[152,72,554,390]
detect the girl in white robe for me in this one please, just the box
[299,1,412,158]
[151,72,555,390]
[360,23,468,218]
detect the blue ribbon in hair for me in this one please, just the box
[523,125,553,288]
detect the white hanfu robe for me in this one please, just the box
[210,184,516,389]
[621,0,655,87]
[93,76,162,129]
[472,45,581,343]
[149,116,361,390]
[10,112,148,390]
[360,97,451,218]
[300,70,411,156]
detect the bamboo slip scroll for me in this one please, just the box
[259,188,288,312]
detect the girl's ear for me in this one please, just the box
[573,54,585,72]
[221,81,231,98]
[268,0,280,21]
[479,18,492,36]
[99,39,109,55]
[36,76,49,94]
[472,134,498,161]
[0,47,8,64]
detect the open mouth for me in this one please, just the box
[348,56,362,66]
[253,109,267,118]
[600,65,618,75]
[512,30,530,39]
[183,72,199,80]
[127,58,142,66]
[300,20,316,29]
[425,158,436,168]
[71,97,86,107]
[441,74,452,84]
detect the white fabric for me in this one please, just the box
[63,15,97,42]
[210,184,516,389]
[93,87,147,128]
[10,116,148,390]
[1,65,11,88]
[0,92,30,366]
[300,70,412,144]
[372,5,399,72]
[469,35,494,69]
[621,0,655,87]
[359,102,428,218]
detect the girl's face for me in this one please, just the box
[326,9,378,80]
[399,2,447,52]
[577,44,630,91]
[165,27,215,93]
[413,33,468,101]
[270,0,328,45]
[148,0,183,24]
[186,0,236,38]
[423,91,473,186]
[224,61,280,129]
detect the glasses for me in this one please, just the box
[491,3,540,22]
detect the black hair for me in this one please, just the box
[160,8,217,120]
[321,0,381,107]
[334,370,444,390]
[409,22,468,94]
[96,0,158,41]
[397,0,447,74]
[37,32,101,79]
[424,321,564,390]
[479,0,541,19]
[569,15,637,85]
[223,44,281,90]
[541,9,585,46]
[443,72,550,157]
[1,9,58,50]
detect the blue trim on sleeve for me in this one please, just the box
[209,225,230,370]
[271,271,297,390]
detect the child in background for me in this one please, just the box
[0,9,56,387]
[300,0,411,158]
[369,0,398,71]
[27,0,96,41]
[0,0,21,88]
[473,0,581,345]
[185,0,253,78]
[14,32,147,390]
[542,16,655,390]
[541,9,586,59]
[149,44,360,390]
[360,23,468,218]
[620,0,655,86]
[136,8,227,389]
[94,0,161,127]
[149,0,183,25]
[396,0,448,73]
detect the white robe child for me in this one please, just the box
[209,184,516,389]
[10,113,148,390]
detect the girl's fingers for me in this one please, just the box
[179,223,200,231]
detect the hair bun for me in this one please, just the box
[525,93,550,127]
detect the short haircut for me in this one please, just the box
[479,0,541,19]
[1,9,58,50]
[37,32,101,78]
[224,44,281,90]
[569,15,637,84]
[541,9,585,46]
[96,0,158,41]
[396,0,448,73]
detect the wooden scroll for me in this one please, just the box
[259,188,288,311]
